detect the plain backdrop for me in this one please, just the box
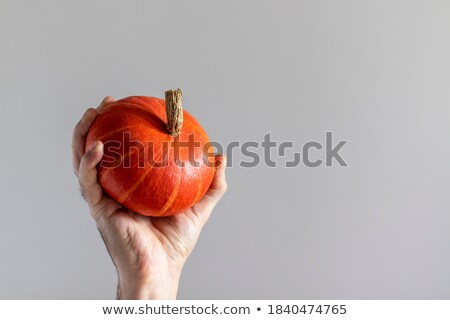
[1,0,449,299]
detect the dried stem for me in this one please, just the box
[165,89,183,136]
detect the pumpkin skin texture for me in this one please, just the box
[85,96,215,217]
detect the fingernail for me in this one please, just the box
[215,155,223,167]
[84,108,95,118]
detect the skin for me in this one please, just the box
[72,97,227,299]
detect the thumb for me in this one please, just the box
[209,155,227,193]
[78,141,104,207]
[190,155,227,225]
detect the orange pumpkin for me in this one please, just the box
[85,90,215,217]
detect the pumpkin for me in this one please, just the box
[85,89,215,217]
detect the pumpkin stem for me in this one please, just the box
[165,89,183,136]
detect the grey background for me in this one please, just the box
[1,0,449,299]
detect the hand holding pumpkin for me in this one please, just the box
[72,96,227,299]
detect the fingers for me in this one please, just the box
[72,96,116,176]
[209,155,227,194]
[72,108,98,175]
[78,141,104,207]
[191,155,227,224]
[97,96,116,112]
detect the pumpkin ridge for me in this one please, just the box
[115,139,166,205]
[107,102,167,133]
[190,165,203,208]
[95,125,137,141]
[117,165,152,204]
[159,148,182,216]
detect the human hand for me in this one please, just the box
[72,97,227,299]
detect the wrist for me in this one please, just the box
[117,272,181,300]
